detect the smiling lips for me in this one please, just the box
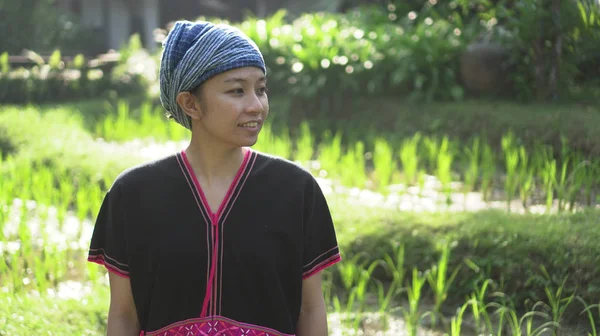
[239,121,260,128]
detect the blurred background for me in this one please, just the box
[1,1,600,335]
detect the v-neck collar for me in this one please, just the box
[179,148,252,223]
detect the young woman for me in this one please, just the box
[87,20,341,336]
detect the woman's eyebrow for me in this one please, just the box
[223,76,267,84]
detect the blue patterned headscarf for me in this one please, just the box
[159,20,267,130]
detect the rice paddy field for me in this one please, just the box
[1,98,599,335]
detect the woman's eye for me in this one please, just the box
[257,87,268,95]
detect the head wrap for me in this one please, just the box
[159,20,267,130]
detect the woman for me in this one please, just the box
[88,20,341,336]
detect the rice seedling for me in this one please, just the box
[575,296,599,336]
[332,254,378,330]
[383,243,406,294]
[436,137,454,205]
[293,121,314,166]
[555,136,578,212]
[339,149,356,189]
[95,99,190,142]
[423,136,439,175]
[541,158,557,213]
[270,127,293,159]
[518,146,535,211]
[463,136,480,210]
[501,132,520,212]
[446,301,469,336]
[566,158,589,212]
[426,243,461,327]
[555,156,570,212]
[486,291,511,336]
[372,137,395,194]
[89,183,104,222]
[139,101,168,140]
[417,169,427,198]
[336,253,368,303]
[340,142,367,189]
[581,161,598,207]
[169,119,190,142]
[75,187,91,224]
[254,123,293,159]
[400,268,429,336]
[542,274,576,335]
[57,180,74,229]
[97,100,135,141]
[351,260,382,330]
[374,243,406,329]
[0,206,6,243]
[374,280,397,331]
[9,251,24,293]
[31,167,53,207]
[0,252,7,285]
[492,301,558,336]
[317,130,343,180]
[4,101,600,335]
[468,278,494,334]
[594,161,600,203]
[399,133,421,186]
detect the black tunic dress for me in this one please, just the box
[87,148,341,335]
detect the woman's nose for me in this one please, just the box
[245,93,265,114]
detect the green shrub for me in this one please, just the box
[0,36,152,105]
[167,8,467,124]
[7,2,599,107]
[245,9,465,100]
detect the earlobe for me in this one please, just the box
[176,92,202,120]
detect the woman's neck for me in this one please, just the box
[184,135,246,184]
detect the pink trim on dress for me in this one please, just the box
[302,246,339,270]
[142,315,295,336]
[88,248,129,267]
[302,254,342,279]
[87,255,129,278]
[180,149,252,318]
[180,148,250,219]
[176,154,213,313]
[218,150,257,314]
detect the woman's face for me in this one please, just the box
[192,66,269,148]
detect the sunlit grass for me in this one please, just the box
[1,99,599,334]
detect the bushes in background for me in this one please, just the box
[0,0,106,55]
[3,2,599,106]
[226,8,467,102]
[0,36,153,104]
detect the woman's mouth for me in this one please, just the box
[239,121,259,128]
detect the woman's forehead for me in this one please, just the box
[218,67,267,83]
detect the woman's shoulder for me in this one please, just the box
[252,150,315,182]
[110,153,180,190]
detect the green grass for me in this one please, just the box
[0,105,142,187]
[303,97,600,158]
[336,205,600,316]
[1,97,600,334]
[0,285,108,335]
[7,94,600,157]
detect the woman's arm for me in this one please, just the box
[296,272,329,336]
[107,273,141,336]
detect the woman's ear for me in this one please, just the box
[176,91,203,120]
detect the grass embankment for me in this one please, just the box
[332,198,600,314]
[1,98,599,334]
